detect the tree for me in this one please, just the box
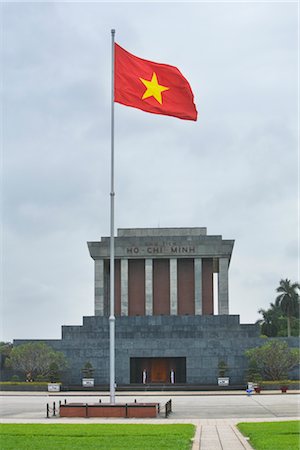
[275,279,300,337]
[5,342,68,381]
[0,342,13,369]
[256,303,281,337]
[245,340,299,381]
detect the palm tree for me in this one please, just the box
[256,303,281,337]
[275,279,300,337]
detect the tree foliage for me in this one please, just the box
[256,303,283,337]
[245,340,299,381]
[256,279,300,337]
[217,360,228,377]
[82,361,95,378]
[0,342,13,370]
[5,342,68,381]
[275,279,300,337]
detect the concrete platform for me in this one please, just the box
[1,391,299,449]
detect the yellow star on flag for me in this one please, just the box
[139,72,169,105]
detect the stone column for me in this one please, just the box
[218,257,229,314]
[170,258,178,315]
[194,258,202,315]
[121,259,128,316]
[145,259,153,315]
[95,259,104,316]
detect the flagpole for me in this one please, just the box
[109,28,116,404]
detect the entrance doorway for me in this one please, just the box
[151,358,168,382]
[130,357,186,384]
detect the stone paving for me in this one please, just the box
[0,391,299,449]
[197,423,251,450]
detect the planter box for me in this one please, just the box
[88,404,126,417]
[59,402,160,418]
[127,403,159,418]
[60,404,88,418]
[82,378,94,387]
[48,383,60,392]
[218,377,229,386]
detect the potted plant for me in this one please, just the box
[279,380,289,393]
[252,373,263,393]
[217,360,229,386]
[47,362,61,391]
[82,361,95,387]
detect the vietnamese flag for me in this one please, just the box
[114,43,198,121]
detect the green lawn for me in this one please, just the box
[237,421,300,450]
[0,423,195,450]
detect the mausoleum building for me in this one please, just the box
[14,227,298,386]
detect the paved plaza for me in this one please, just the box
[0,391,299,449]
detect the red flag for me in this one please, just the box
[114,43,198,121]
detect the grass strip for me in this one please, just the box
[237,420,300,450]
[0,423,195,450]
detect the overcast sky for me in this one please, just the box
[1,1,298,342]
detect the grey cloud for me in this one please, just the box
[2,2,298,340]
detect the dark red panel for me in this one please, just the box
[153,259,170,315]
[128,259,145,316]
[177,259,195,315]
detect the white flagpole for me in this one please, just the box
[109,28,116,404]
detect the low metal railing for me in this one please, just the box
[46,401,57,418]
[46,399,67,418]
[165,399,172,417]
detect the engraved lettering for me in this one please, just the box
[127,247,139,254]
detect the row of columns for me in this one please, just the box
[95,258,229,317]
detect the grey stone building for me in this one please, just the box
[14,227,299,386]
